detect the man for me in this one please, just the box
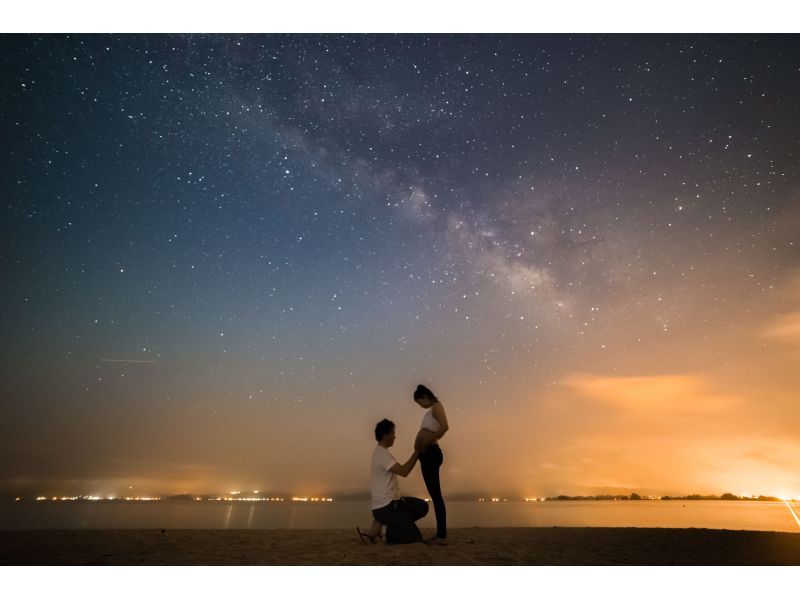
[365,418,429,544]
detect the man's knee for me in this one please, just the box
[405,497,429,519]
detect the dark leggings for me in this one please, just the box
[420,444,447,538]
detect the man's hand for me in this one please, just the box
[414,428,438,452]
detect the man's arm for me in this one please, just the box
[389,450,420,477]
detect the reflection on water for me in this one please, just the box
[784,500,800,527]
[1,500,798,532]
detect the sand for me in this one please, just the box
[2,527,800,565]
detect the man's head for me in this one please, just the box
[374,418,396,446]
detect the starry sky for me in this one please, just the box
[2,34,800,499]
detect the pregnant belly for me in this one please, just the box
[415,428,438,451]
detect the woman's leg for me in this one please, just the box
[420,448,447,538]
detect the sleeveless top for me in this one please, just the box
[421,407,440,432]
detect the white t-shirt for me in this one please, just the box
[370,445,400,510]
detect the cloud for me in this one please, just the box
[758,269,800,360]
[562,374,740,414]
[741,446,800,470]
[704,437,800,497]
[763,312,800,344]
[509,369,800,494]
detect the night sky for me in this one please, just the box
[2,34,800,499]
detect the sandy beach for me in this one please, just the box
[2,527,800,565]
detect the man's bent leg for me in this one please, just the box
[372,500,425,544]
[402,496,429,522]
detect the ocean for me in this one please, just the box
[2,500,799,532]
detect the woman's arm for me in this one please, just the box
[430,402,449,440]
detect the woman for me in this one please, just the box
[413,384,449,543]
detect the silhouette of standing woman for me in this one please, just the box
[413,384,449,543]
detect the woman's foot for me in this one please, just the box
[424,535,448,545]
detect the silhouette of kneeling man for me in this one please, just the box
[368,418,428,544]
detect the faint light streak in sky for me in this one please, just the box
[99,359,157,364]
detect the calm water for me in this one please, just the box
[2,500,799,532]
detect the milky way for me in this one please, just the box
[2,34,800,497]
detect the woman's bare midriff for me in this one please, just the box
[414,428,438,452]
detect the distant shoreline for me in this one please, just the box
[5,492,785,504]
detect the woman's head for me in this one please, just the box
[413,384,438,408]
